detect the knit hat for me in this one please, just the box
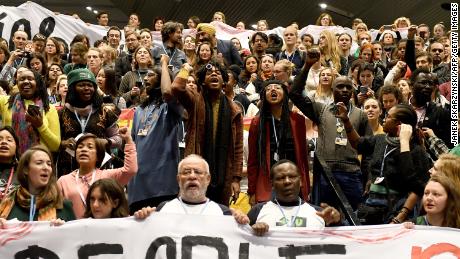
[67,68,97,88]
[196,23,216,36]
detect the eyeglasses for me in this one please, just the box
[431,48,444,53]
[179,168,207,176]
[253,39,267,43]
[265,84,283,91]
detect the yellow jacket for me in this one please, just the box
[0,95,61,152]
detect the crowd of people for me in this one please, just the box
[0,7,459,235]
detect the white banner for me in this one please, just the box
[0,1,108,49]
[2,2,409,53]
[1,213,460,258]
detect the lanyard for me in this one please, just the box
[379,144,397,177]
[14,57,25,68]
[75,169,96,206]
[336,103,352,129]
[137,70,145,86]
[29,195,36,221]
[178,197,209,215]
[0,167,14,200]
[271,116,279,152]
[275,197,302,227]
[161,45,176,65]
[140,104,157,126]
[74,106,93,133]
[181,121,186,143]
[285,50,296,63]
[424,216,431,226]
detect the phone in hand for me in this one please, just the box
[359,86,369,94]
[135,81,143,89]
[383,25,392,30]
[27,104,40,115]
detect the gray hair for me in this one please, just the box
[177,154,210,175]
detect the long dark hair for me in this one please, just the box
[392,104,423,146]
[101,67,119,97]
[257,80,292,169]
[240,55,260,84]
[83,178,129,218]
[26,52,47,76]
[9,68,50,112]
[0,126,20,164]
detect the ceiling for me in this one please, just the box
[4,0,451,31]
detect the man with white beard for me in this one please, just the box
[134,154,249,222]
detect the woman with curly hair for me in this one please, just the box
[315,13,334,26]
[0,68,60,154]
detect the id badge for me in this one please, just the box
[274,152,279,162]
[335,137,347,146]
[179,141,186,148]
[374,177,385,184]
[137,129,147,136]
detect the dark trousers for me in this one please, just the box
[318,170,363,211]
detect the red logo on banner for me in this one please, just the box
[0,221,34,246]
[412,243,460,258]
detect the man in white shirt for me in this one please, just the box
[249,160,341,236]
[134,154,249,222]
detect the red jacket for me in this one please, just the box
[248,112,310,202]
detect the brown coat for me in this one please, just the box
[172,76,243,205]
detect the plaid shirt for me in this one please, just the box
[427,135,450,159]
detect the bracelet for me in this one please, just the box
[399,206,411,215]
[391,217,401,224]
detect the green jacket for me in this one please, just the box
[7,200,76,221]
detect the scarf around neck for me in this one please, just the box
[11,94,43,154]
[0,186,59,221]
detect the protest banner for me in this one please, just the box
[1,213,460,258]
[1,1,408,51]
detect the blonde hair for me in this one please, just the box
[213,11,226,23]
[393,17,411,28]
[316,67,337,97]
[281,25,299,51]
[319,30,342,72]
[100,45,117,64]
[275,59,294,77]
[435,154,460,188]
